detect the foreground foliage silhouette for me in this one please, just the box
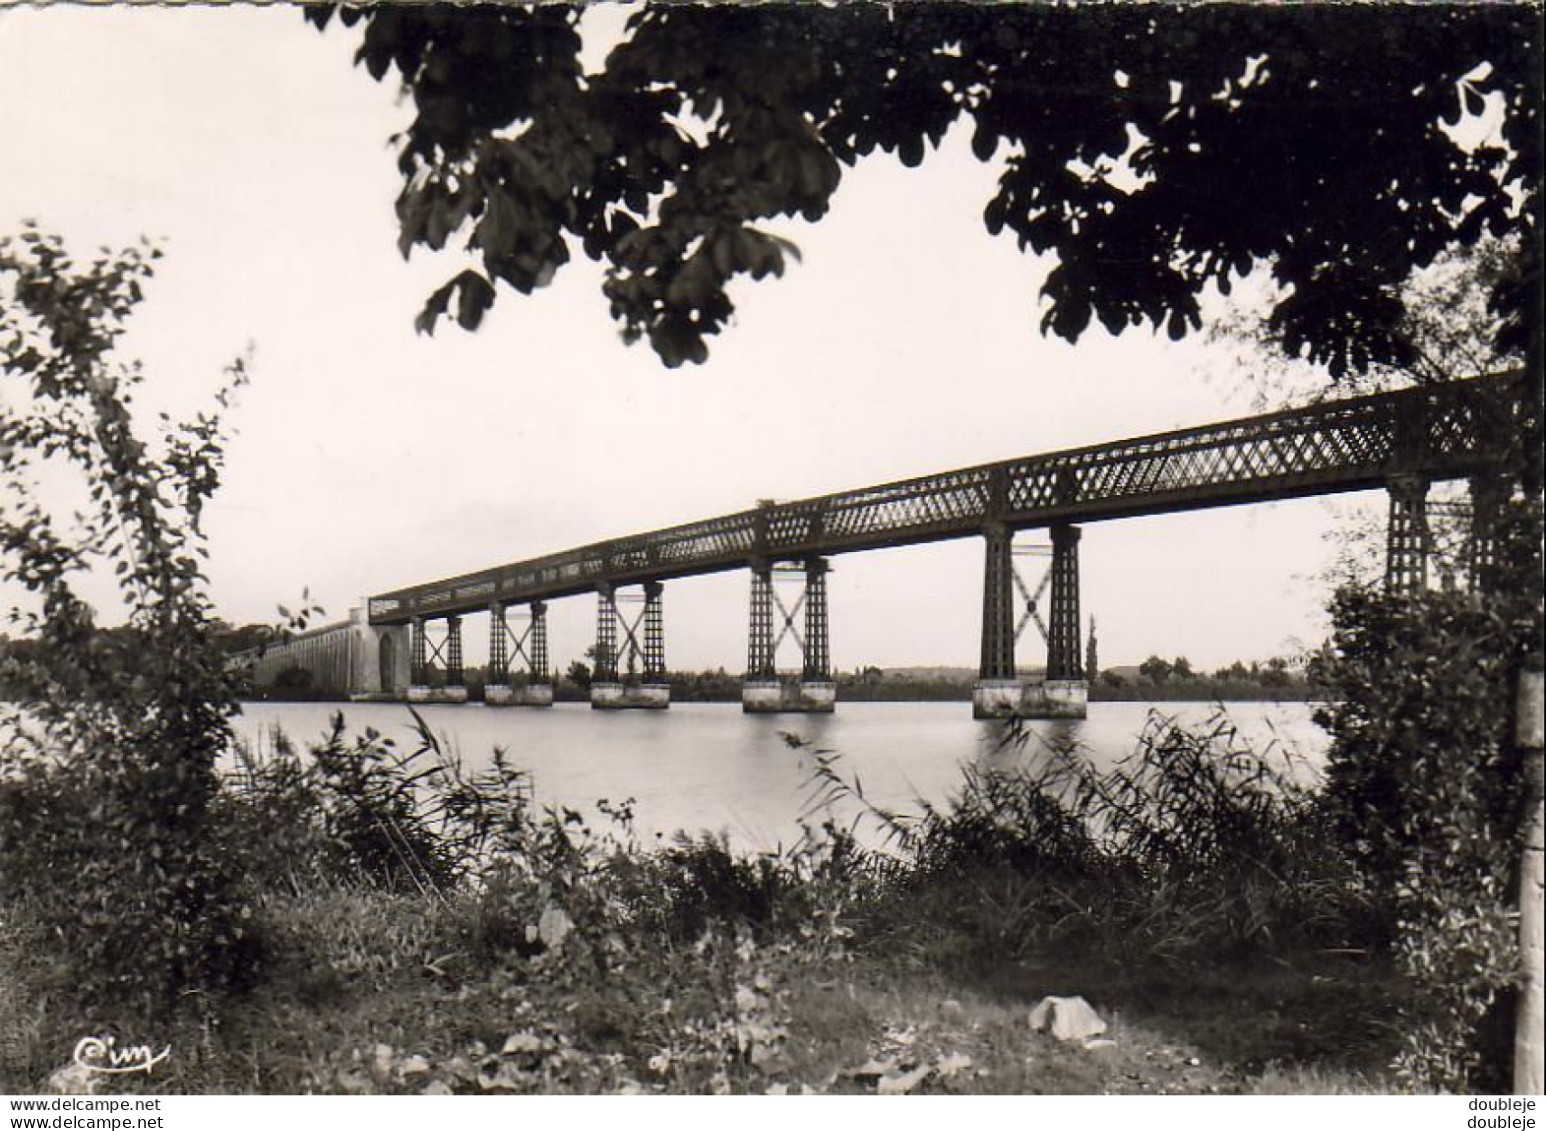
[0,229,255,1013]
[1316,574,1544,1092]
[311,2,1539,404]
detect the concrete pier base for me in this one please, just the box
[972,678,1088,720]
[485,683,554,707]
[591,682,670,710]
[972,679,1025,720]
[741,679,837,714]
[1031,679,1088,719]
[407,685,469,705]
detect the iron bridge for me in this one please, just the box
[367,374,1515,626]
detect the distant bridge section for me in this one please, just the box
[216,374,1514,711]
[229,606,408,702]
[367,374,1512,627]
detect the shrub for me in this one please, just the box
[220,711,535,895]
[622,825,867,941]
[798,712,1365,967]
[1317,570,1541,1092]
[0,228,255,1013]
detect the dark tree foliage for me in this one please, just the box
[1316,579,1539,1091]
[307,2,1540,390]
[1137,654,1172,684]
[1321,590,1523,897]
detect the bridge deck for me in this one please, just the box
[367,375,1514,625]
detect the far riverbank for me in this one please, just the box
[242,674,1322,707]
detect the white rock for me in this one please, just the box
[502,1030,547,1055]
[1028,995,1108,1042]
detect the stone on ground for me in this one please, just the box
[1028,995,1108,1043]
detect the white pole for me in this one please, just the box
[1516,664,1545,1095]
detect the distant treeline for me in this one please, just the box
[1093,655,1325,702]
[232,664,1319,705]
[1088,678,1320,704]
[11,625,1316,705]
[833,662,1322,704]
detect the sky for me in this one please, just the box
[0,3,1398,675]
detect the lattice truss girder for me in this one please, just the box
[789,399,1483,547]
[609,516,754,568]
[374,377,1507,621]
[762,386,1483,556]
[1006,418,1395,512]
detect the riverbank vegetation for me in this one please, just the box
[2,212,1537,1094]
[0,706,1413,1095]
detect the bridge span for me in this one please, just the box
[241,374,1514,718]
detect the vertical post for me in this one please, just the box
[1047,524,1082,680]
[595,583,618,683]
[1469,473,1509,594]
[1385,473,1431,595]
[530,601,549,680]
[804,557,830,682]
[747,563,774,680]
[410,616,427,686]
[487,601,508,685]
[1517,663,1546,1095]
[979,523,1016,681]
[444,615,463,687]
[643,581,666,685]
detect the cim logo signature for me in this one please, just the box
[72,1035,170,1075]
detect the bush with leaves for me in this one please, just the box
[220,710,535,896]
[798,713,1364,969]
[614,825,866,943]
[0,227,255,1013]
[1316,541,1542,1092]
[1080,716,1370,961]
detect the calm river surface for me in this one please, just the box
[232,700,1327,852]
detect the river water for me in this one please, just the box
[231,700,1327,853]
